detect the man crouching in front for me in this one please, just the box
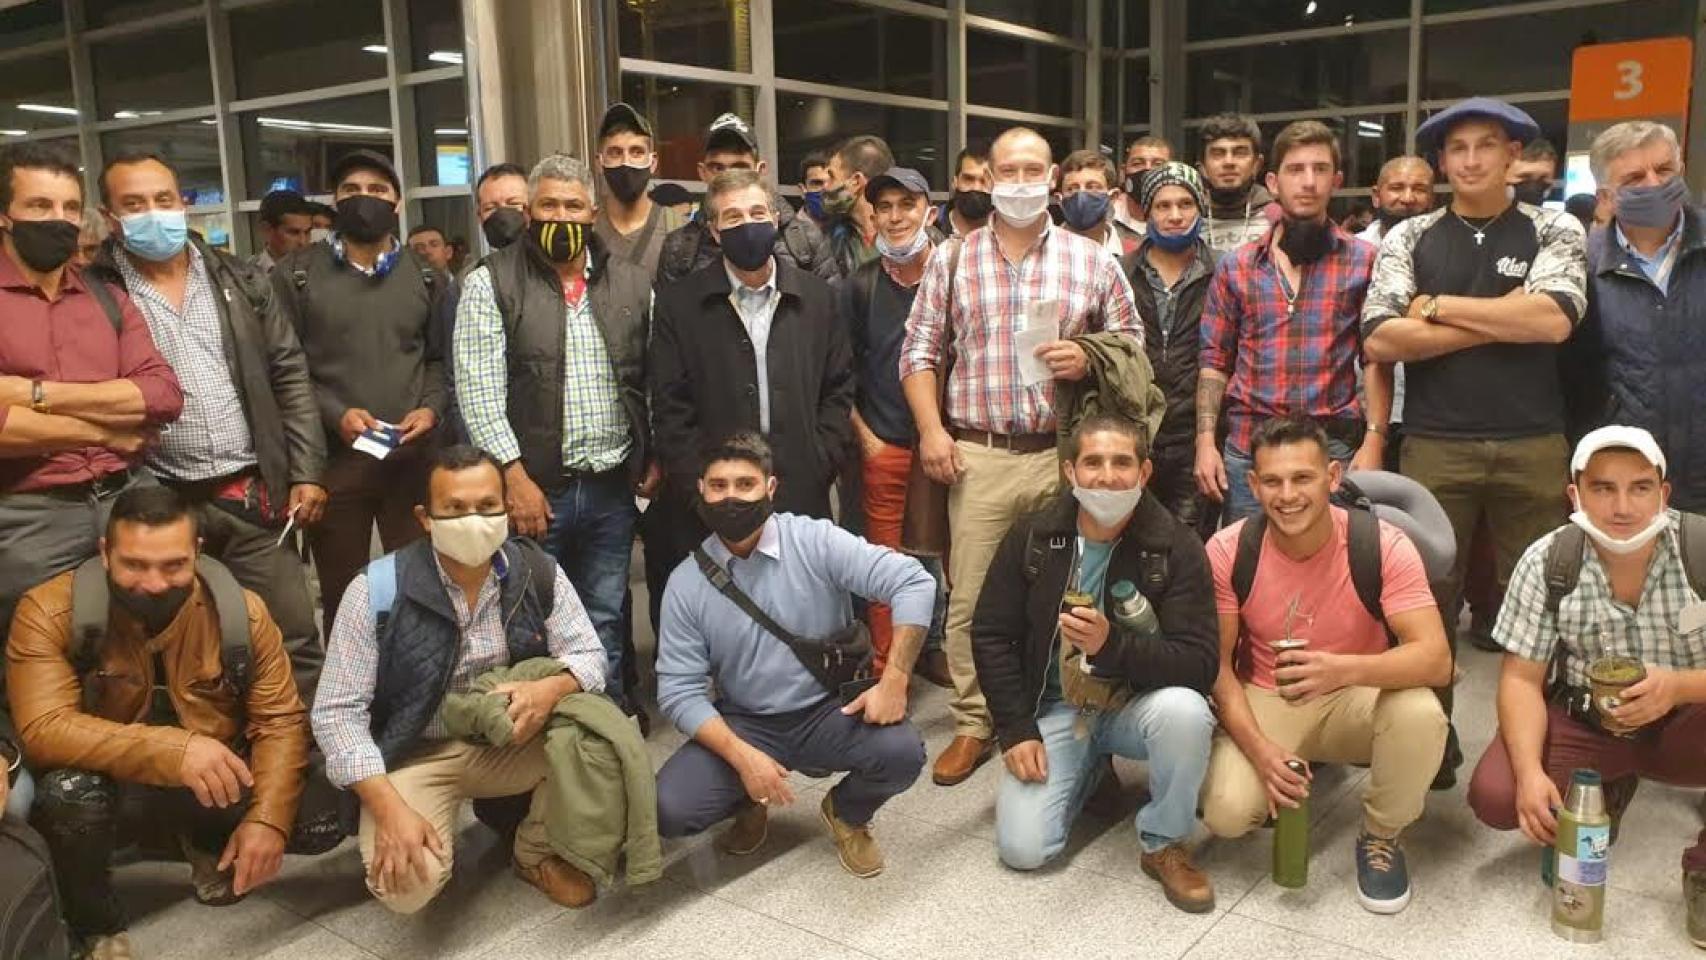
[311,445,607,913]
[972,413,1220,913]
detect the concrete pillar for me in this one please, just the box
[463,0,611,173]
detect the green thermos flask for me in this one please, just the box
[1272,760,1309,888]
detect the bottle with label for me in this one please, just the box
[1109,580,1160,638]
[1551,768,1610,943]
[1272,759,1309,888]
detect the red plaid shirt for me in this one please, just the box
[1199,223,1376,453]
[899,225,1141,435]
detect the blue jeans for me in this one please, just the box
[542,471,637,707]
[996,687,1214,868]
[1221,438,1356,525]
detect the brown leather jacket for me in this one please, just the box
[6,571,308,837]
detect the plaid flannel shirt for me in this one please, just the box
[898,225,1142,436]
[1199,223,1376,454]
[1494,512,1706,690]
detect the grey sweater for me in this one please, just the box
[271,241,447,439]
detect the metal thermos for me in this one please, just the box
[1109,580,1159,637]
[1551,768,1610,943]
[1272,759,1309,888]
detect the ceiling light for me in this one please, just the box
[18,103,78,116]
[427,50,463,65]
[113,109,163,120]
[257,116,391,134]
[1356,130,1383,139]
[1357,120,1384,132]
[362,44,388,54]
[0,129,25,137]
[1304,1,1317,15]
[433,127,467,136]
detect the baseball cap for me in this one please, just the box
[599,102,654,142]
[864,166,930,203]
[706,113,759,155]
[1416,97,1541,156]
[329,149,401,195]
[1571,425,1667,478]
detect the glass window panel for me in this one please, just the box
[1122,53,1152,127]
[2,54,77,134]
[1424,0,1692,99]
[91,25,213,120]
[777,97,948,189]
[618,74,751,181]
[101,120,225,205]
[1187,29,1408,117]
[407,0,464,72]
[967,117,1081,170]
[1190,0,1407,41]
[240,93,392,200]
[1184,113,1402,191]
[188,209,232,251]
[0,0,64,46]
[965,0,1084,38]
[417,196,474,272]
[1099,56,1119,133]
[230,0,385,100]
[967,30,1083,118]
[84,0,198,28]
[415,80,470,188]
[616,0,749,72]
[774,2,945,99]
[1101,0,1149,49]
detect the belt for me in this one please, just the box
[951,428,1056,454]
[34,469,134,502]
[561,464,625,483]
[159,466,260,501]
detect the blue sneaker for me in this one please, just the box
[1355,832,1412,914]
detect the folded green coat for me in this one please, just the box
[437,658,661,886]
[1054,330,1167,458]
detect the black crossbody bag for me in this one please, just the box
[693,548,877,703]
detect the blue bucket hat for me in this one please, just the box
[1415,97,1541,156]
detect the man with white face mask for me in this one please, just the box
[900,126,1143,787]
[972,414,1218,911]
[312,445,607,914]
[1469,425,1706,947]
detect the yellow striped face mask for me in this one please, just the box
[528,219,586,262]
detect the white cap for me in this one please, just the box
[1571,425,1667,478]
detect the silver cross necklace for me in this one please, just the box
[1453,205,1510,247]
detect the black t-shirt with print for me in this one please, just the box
[1391,207,1578,439]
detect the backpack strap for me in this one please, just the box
[83,278,125,334]
[1345,507,1386,625]
[1543,526,1588,616]
[195,556,253,696]
[1020,529,1068,583]
[366,553,399,636]
[1230,515,1267,609]
[68,557,112,686]
[1677,512,1706,601]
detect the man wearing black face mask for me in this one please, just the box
[271,149,446,632]
[0,142,183,663]
[454,153,654,716]
[9,486,316,957]
[591,103,684,281]
[1570,121,1706,512]
[1197,121,1389,525]
[475,163,529,251]
[654,432,933,877]
[649,169,854,644]
[946,144,994,236]
[1198,113,1279,252]
[1508,138,1559,208]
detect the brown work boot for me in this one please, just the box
[715,799,769,856]
[1141,843,1216,914]
[80,932,137,960]
[177,834,242,906]
[819,793,884,878]
[1686,868,1706,949]
[913,649,953,688]
[515,856,596,909]
[932,735,994,786]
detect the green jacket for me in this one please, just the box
[438,659,661,886]
[1054,331,1166,458]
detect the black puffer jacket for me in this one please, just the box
[1121,238,1222,452]
[971,492,1219,749]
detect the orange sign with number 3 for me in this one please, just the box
[1570,37,1693,123]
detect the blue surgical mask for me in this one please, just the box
[1149,217,1202,253]
[1060,191,1112,232]
[119,209,189,262]
[803,190,825,220]
[876,226,929,263]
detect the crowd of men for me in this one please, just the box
[1,89,1705,958]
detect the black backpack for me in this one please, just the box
[0,819,70,960]
[1230,478,1391,637]
[1541,512,1706,614]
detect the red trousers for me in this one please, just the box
[861,441,913,672]
[1469,702,1706,869]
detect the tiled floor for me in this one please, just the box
[122,627,1706,958]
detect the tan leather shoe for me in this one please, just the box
[81,932,137,960]
[515,856,597,909]
[931,735,994,786]
[714,799,769,856]
[819,794,883,878]
[1140,843,1215,914]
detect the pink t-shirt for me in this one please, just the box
[1207,507,1437,690]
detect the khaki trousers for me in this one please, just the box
[1201,684,1447,840]
[358,739,554,914]
[944,440,1061,738]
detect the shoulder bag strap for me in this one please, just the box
[693,547,835,685]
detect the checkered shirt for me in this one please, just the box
[311,550,608,788]
[454,264,630,473]
[1493,511,1706,690]
[114,246,256,481]
[898,224,1143,436]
